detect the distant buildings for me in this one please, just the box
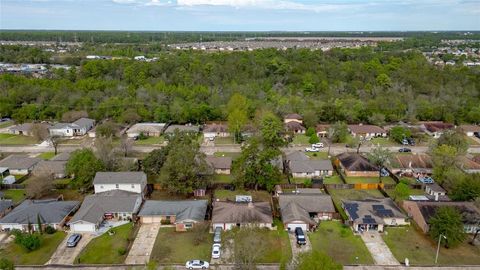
[49,118,95,137]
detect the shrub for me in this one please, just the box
[117,247,127,256]
[45,226,56,234]
[0,258,14,270]
[306,127,315,137]
[12,230,41,251]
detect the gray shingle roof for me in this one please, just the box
[73,118,95,130]
[279,194,335,224]
[138,200,207,222]
[0,200,13,214]
[290,160,333,174]
[127,123,166,134]
[33,160,67,176]
[0,199,79,225]
[212,201,273,224]
[0,155,40,170]
[93,171,147,185]
[206,156,232,170]
[284,151,309,162]
[70,190,141,224]
[51,152,71,161]
[164,125,200,134]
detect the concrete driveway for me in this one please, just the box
[48,233,94,265]
[125,223,161,264]
[360,231,399,265]
[288,232,311,263]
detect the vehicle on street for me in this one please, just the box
[211,244,221,259]
[185,260,209,269]
[213,227,221,244]
[305,147,319,152]
[474,132,480,139]
[66,233,82,248]
[295,227,306,245]
[312,143,324,148]
[399,148,412,152]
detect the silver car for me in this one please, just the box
[66,233,82,248]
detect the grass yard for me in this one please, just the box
[344,176,397,185]
[214,136,237,145]
[0,121,13,128]
[213,174,233,183]
[134,136,165,145]
[0,231,66,265]
[149,190,191,200]
[384,187,426,202]
[59,138,88,145]
[323,175,344,184]
[213,151,241,160]
[37,152,56,160]
[309,221,374,265]
[369,137,398,146]
[2,189,26,203]
[151,227,212,263]
[383,226,480,265]
[0,133,39,145]
[214,189,272,202]
[76,223,136,264]
[328,189,385,219]
[305,151,329,159]
[292,135,310,145]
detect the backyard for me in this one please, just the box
[76,223,136,264]
[305,151,329,159]
[214,136,237,145]
[214,189,272,202]
[2,189,26,203]
[0,134,39,145]
[151,226,212,263]
[344,176,397,185]
[213,174,233,183]
[213,152,241,159]
[0,231,66,265]
[309,221,374,265]
[383,226,480,265]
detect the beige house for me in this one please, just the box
[348,124,387,139]
[206,156,232,175]
[459,125,480,137]
[284,113,303,124]
[212,201,273,231]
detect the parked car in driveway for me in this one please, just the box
[211,243,221,259]
[295,227,306,245]
[407,138,416,145]
[186,260,209,269]
[66,234,82,248]
[401,138,409,145]
[213,227,221,244]
[474,132,480,139]
[305,147,319,152]
[399,148,412,152]
[312,143,324,148]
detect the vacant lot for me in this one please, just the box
[383,226,480,265]
[214,189,271,202]
[309,221,374,265]
[76,223,136,264]
[151,227,212,263]
[0,134,38,145]
[2,189,26,203]
[0,231,66,265]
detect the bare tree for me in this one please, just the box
[31,123,49,142]
[234,227,267,270]
[95,136,118,171]
[119,135,133,157]
[61,110,88,122]
[26,173,54,199]
[49,135,61,155]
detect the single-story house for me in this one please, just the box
[93,171,147,197]
[316,124,330,138]
[424,183,447,199]
[0,199,80,232]
[337,153,379,177]
[241,124,257,138]
[164,124,200,135]
[284,113,303,124]
[8,123,51,136]
[458,157,480,174]
[69,190,142,232]
[348,124,387,139]
[49,117,95,137]
[390,154,433,176]
[32,160,68,179]
[50,152,71,161]
[0,200,13,218]
[206,156,232,175]
[421,122,454,138]
[203,122,230,139]
[126,123,166,138]
[279,193,335,231]
[0,155,41,175]
[138,200,208,231]
[402,201,480,234]
[343,198,409,233]
[458,125,480,137]
[289,159,333,178]
[285,121,306,134]
[0,167,10,180]
[212,201,273,231]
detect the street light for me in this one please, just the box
[435,234,447,264]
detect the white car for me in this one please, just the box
[185,260,210,269]
[312,143,324,148]
[305,147,319,152]
[211,243,221,259]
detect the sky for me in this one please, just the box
[1,0,479,31]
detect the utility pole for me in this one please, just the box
[435,234,447,264]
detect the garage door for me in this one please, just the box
[287,223,307,232]
[141,216,162,224]
[72,223,96,232]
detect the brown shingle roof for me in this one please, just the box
[348,125,386,134]
[393,154,433,170]
[206,156,232,170]
[212,201,273,224]
[285,121,306,131]
[203,122,228,133]
[316,124,330,132]
[337,153,378,172]
[284,113,302,120]
[423,122,454,132]
[459,125,480,133]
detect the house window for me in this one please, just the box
[116,184,119,189]
[100,185,104,189]
[131,184,135,189]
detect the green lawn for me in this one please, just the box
[292,135,310,145]
[0,231,66,265]
[344,176,397,185]
[383,226,480,265]
[59,138,87,145]
[323,175,344,184]
[309,221,374,265]
[213,152,241,160]
[467,136,480,145]
[151,227,212,263]
[213,174,233,183]
[385,187,426,202]
[369,137,398,146]
[305,151,329,159]
[76,223,135,264]
[2,189,26,203]
[0,134,39,145]
[37,152,56,160]
[134,136,165,145]
[214,189,272,202]
[0,121,13,128]
[328,189,385,219]
[214,136,237,145]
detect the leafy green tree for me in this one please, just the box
[259,112,285,148]
[309,133,320,144]
[0,258,14,270]
[436,130,469,155]
[67,149,105,189]
[12,230,41,251]
[429,206,466,248]
[302,110,318,129]
[143,148,169,176]
[227,94,249,143]
[393,181,410,200]
[296,251,342,270]
[367,145,392,181]
[389,126,412,143]
[306,127,315,137]
[96,121,117,138]
[330,122,349,143]
[431,144,458,184]
[451,175,480,201]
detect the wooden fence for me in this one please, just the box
[0,183,26,190]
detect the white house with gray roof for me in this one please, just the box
[93,171,147,197]
[284,151,333,178]
[139,200,208,231]
[0,155,40,175]
[49,117,95,137]
[0,199,80,232]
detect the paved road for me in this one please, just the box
[48,233,94,265]
[345,267,480,270]
[360,232,399,266]
[125,223,161,265]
